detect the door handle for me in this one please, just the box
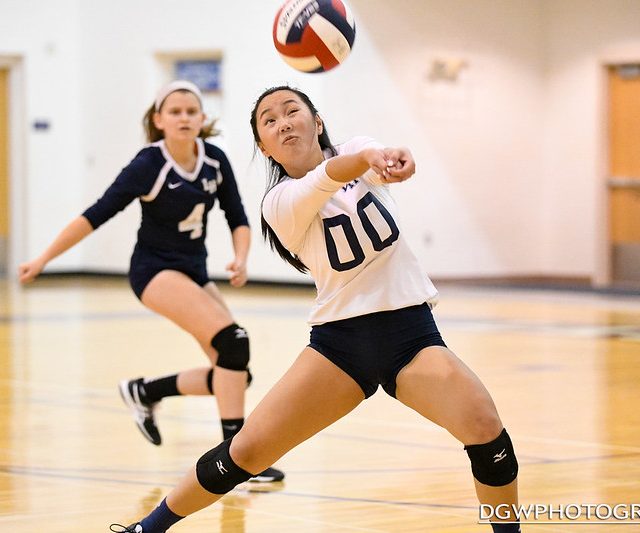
[608,176,640,189]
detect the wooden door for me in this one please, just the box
[0,68,8,275]
[608,64,640,284]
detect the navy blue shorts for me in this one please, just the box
[309,303,447,398]
[128,244,210,300]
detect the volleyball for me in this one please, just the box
[273,0,356,73]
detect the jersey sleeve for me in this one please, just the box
[82,149,157,229]
[262,136,389,251]
[262,159,344,251]
[209,145,249,231]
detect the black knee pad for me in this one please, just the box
[211,324,250,371]
[196,438,252,494]
[464,428,518,487]
[206,367,253,394]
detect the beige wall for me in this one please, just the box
[2,0,640,282]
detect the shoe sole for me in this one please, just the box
[249,476,282,483]
[118,380,161,446]
[248,474,285,483]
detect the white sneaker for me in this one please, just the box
[118,378,161,446]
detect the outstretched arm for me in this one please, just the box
[263,145,417,251]
[325,146,416,184]
[17,216,94,284]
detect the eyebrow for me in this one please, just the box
[258,98,298,120]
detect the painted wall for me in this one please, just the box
[2,0,640,283]
[344,0,547,278]
[540,0,640,278]
[1,0,85,269]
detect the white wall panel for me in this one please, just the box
[2,0,640,283]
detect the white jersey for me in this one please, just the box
[262,136,439,325]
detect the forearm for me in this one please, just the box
[325,152,371,183]
[38,216,94,264]
[230,225,251,263]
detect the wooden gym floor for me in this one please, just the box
[0,276,639,532]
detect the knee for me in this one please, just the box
[211,324,250,371]
[228,431,264,473]
[195,439,252,494]
[466,410,504,445]
[464,428,519,487]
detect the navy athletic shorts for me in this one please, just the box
[309,303,447,398]
[128,243,210,300]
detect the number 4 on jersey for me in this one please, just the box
[178,203,205,239]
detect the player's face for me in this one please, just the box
[255,90,324,178]
[153,91,205,142]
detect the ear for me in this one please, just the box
[315,115,323,135]
[152,111,163,130]
[258,141,270,157]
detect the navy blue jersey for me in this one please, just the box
[83,138,249,254]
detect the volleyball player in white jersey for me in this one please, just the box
[110,86,520,533]
[18,80,283,483]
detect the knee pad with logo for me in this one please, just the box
[195,438,252,494]
[211,323,250,371]
[464,428,518,487]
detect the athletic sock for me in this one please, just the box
[141,375,180,404]
[490,522,520,533]
[221,418,244,440]
[140,498,183,532]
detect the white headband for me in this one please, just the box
[154,80,203,111]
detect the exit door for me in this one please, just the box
[608,64,640,284]
[0,68,8,276]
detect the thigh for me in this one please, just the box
[202,281,232,315]
[230,347,365,472]
[395,346,502,445]
[141,270,233,346]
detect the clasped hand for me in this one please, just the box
[365,147,416,183]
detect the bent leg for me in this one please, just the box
[141,272,246,418]
[141,274,234,341]
[395,346,518,524]
[167,346,365,516]
[232,346,366,470]
[176,366,212,396]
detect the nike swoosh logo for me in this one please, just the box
[168,182,182,189]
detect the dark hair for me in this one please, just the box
[143,89,219,143]
[250,86,337,273]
